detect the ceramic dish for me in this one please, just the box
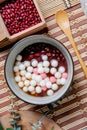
[5,35,74,105]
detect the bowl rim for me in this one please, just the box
[4,34,74,105]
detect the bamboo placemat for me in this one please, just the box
[37,0,80,18]
[0,4,87,130]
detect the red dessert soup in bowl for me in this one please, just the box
[5,35,74,105]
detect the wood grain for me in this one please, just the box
[0,111,62,130]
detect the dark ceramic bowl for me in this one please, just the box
[5,35,74,105]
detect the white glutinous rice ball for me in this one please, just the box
[40,80,45,86]
[35,75,42,82]
[37,62,43,67]
[30,80,36,86]
[21,76,26,81]
[56,79,61,85]
[25,72,31,79]
[32,74,37,80]
[15,61,21,66]
[18,81,24,88]
[46,81,52,88]
[45,77,49,82]
[60,78,66,85]
[23,86,28,92]
[24,80,30,86]
[52,84,58,90]
[44,67,49,73]
[36,86,42,93]
[28,86,34,92]
[31,59,38,67]
[15,76,21,82]
[16,55,22,61]
[19,63,25,70]
[50,67,57,75]
[43,61,50,67]
[51,59,58,67]
[47,89,54,96]
[55,72,61,79]
[13,66,19,72]
[27,66,33,73]
[41,55,48,61]
[31,90,35,95]
[20,70,26,76]
[38,67,44,73]
[58,66,65,73]
[24,61,30,67]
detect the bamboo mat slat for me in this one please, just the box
[37,0,80,18]
[0,3,87,130]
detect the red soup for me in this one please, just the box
[13,43,68,97]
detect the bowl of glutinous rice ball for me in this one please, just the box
[5,35,74,105]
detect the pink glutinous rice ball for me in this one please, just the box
[40,73,47,79]
[33,68,38,74]
[41,86,47,91]
[50,76,56,83]
[62,72,68,79]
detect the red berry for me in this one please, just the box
[0,0,41,35]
